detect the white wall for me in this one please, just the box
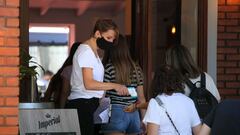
[207,0,218,82]
[181,0,198,62]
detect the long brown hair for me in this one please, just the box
[104,34,138,85]
[165,44,201,79]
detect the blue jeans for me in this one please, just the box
[101,104,142,134]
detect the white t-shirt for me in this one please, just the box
[68,44,104,99]
[184,72,221,101]
[143,93,201,135]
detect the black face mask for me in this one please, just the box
[96,37,114,50]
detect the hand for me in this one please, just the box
[114,84,129,96]
[124,104,136,112]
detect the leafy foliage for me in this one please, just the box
[20,49,45,79]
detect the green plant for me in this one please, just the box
[20,49,45,79]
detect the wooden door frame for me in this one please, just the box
[197,0,208,72]
[133,0,208,99]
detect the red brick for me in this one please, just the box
[0,18,5,26]
[218,61,237,67]
[0,29,6,36]
[218,33,238,39]
[0,97,4,106]
[218,12,225,19]
[0,57,4,65]
[0,67,19,76]
[0,116,4,125]
[0,47,19,56]
[218,5,239,12]
[226,68,240,73]
[217,68,225,73]
[6,116,18,125]
[226,26,240,32]
[0,126,18,134]
[227,40,240,46]
[218,0,226,5]
[6,77,18,86]
[0,87,19,96]
[218,48,238,54]
[0,0,4,6]
[217,40,225,46]
[5,57,19,66]
[0,107,18,115]
[217,81,225,88]
[219,89,237,95]
[217,54,225,60]
[0,8,19,17]
[226,82,240,88]
[226,54,240,60]
[218,19,238,26]
[227,13,240,18]
[6,18,19,27]
[218,74,236,80]
[218,26,225,32]
[0,77,4,86]
[5,28,19,37]
[227,0,240,5]
[6,97,18,106]
[6,0,19,7]
[6,38,19,46]
[0,37,4,46]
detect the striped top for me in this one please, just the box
[104,62,144,106]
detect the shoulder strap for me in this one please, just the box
[155,96,164,106]
[155,96,180,135]
[200,73,206,88]
[185,78,197,91]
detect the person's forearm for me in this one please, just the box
[196,124,210,135]
[136,102,148,110]
[136,86,147,109]
[137,95,147,119]
[84,79,117,91]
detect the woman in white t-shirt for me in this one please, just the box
[165,45,221,101]
[43,42,80,108]
[143,65,201,135]
[65,19,129,135]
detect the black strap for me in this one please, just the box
[185,78,196,91]
[155,96,180,135]
[186,73,206,91]
[200,73,206,88]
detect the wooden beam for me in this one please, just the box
[112,1,125,15]
[40,0,54,16]
[76,1,92,16]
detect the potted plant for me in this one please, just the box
[20,49,45,102]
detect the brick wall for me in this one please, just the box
[0,0,19,134]
[217,0,240,99]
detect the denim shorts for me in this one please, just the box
[101,104,142,134]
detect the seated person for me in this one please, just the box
[37,70,54,97]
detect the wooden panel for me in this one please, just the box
[197,0,208,72]
[132,0,152,100]
[133,0,208,99]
